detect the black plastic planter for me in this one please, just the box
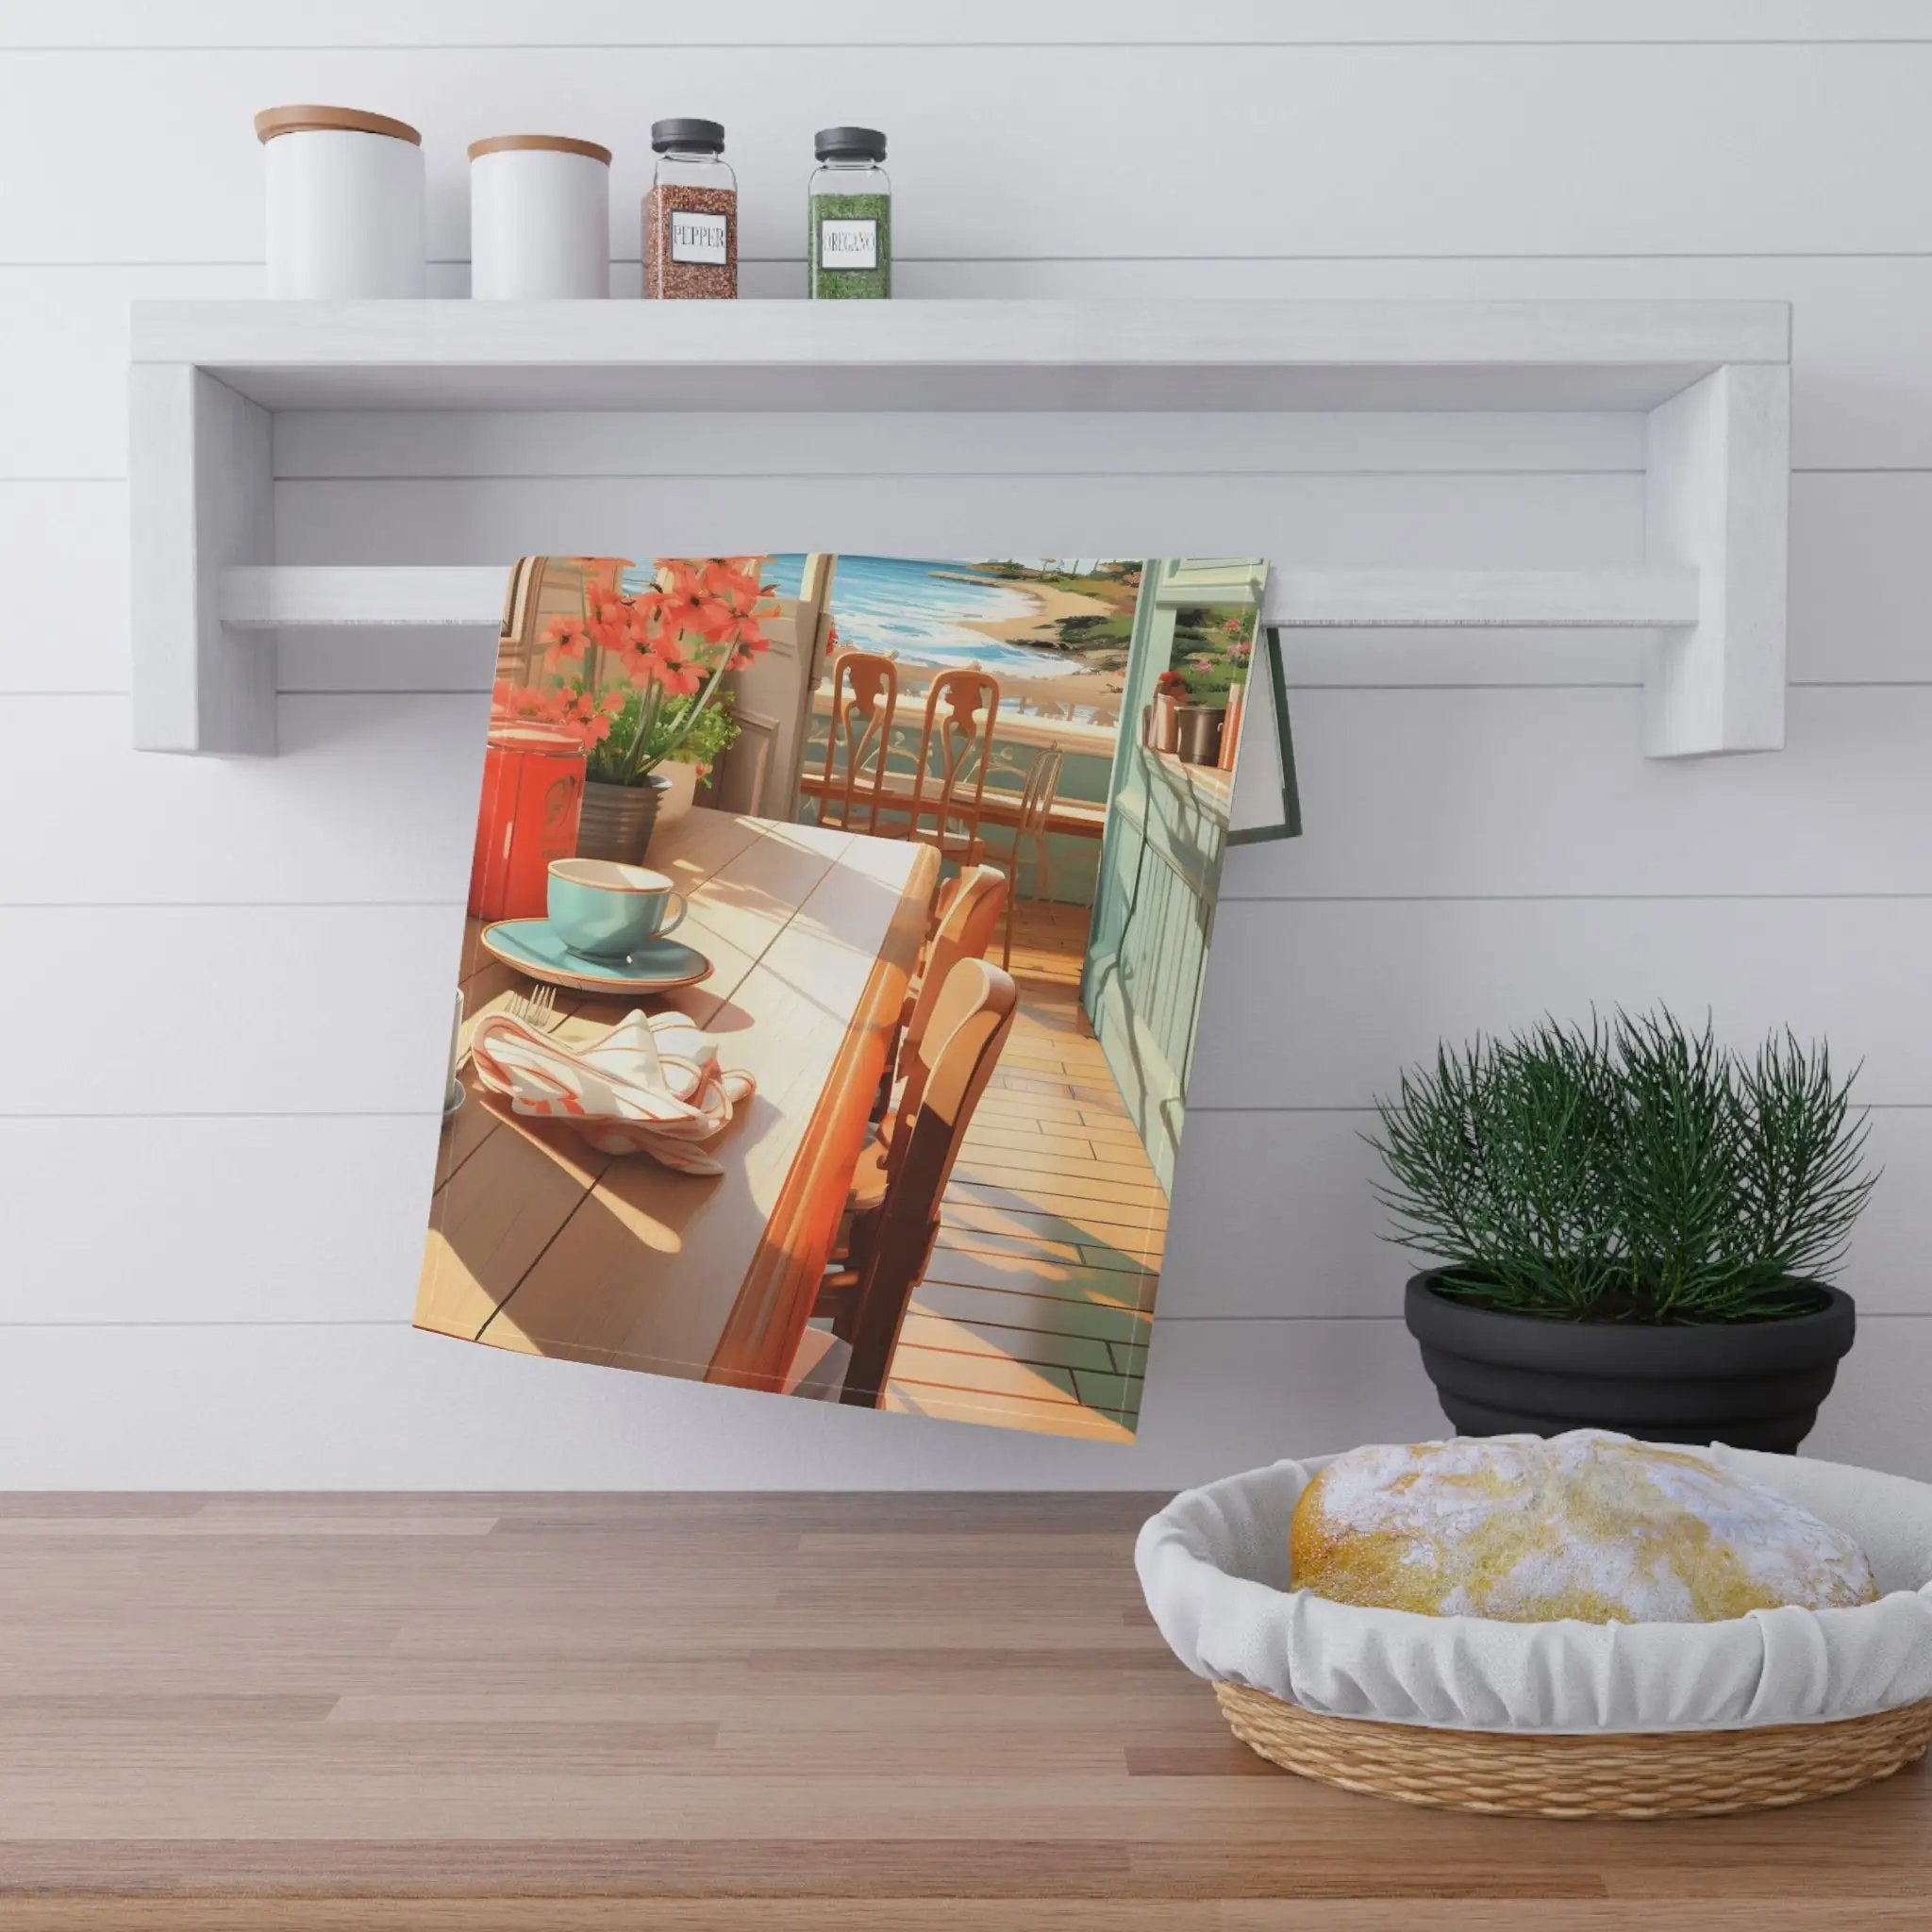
[1403,1272,1857,1454]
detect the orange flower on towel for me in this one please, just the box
[543,614,594,670]
[587,592,641,657]
[510,682,627,750]
[519,555,769,786]
[620,585,669,648]
[566,687,627,745]
[665,555,774,668]
[491,676,571,724]
[708,607,772,671]
[633,636,706,697]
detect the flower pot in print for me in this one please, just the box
[575,774,672,863]
[1403,1271,1857,1454]
[656,759,700,830]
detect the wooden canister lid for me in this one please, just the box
[255,105,422,145]
[467,134,612,165]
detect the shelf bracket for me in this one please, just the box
[1643,363,1790,756]
[130,365,275,756]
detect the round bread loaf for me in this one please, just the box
[1290,1429,1878,1624]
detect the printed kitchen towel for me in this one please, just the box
[416,554,1297,1439]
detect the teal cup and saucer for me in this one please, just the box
[479,858,713,996]
[547,858,688,957]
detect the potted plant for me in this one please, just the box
[1369,1010,1877,1452]
[650,690,741,829]
[491,556,772,863]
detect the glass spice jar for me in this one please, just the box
[643,118,737,298]
[808,126,891,299]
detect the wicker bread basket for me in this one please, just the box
[1139,1443,1932,1818]
[1215,1680,1932,1818]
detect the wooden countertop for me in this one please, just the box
[2,1491,1923,1926]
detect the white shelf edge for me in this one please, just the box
[135,297,1792,374]
[219,564,1700,635]
[127,298,1792,415]
[221,566,504,628]
[1261,567,1697,629]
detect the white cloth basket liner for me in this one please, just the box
[1136,1444,1932,1735]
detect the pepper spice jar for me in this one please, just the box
[808,126,891,299]
[643,118,737,298]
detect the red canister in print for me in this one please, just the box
[469,723,586,921]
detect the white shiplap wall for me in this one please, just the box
[3,1,1928,1489]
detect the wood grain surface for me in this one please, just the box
[887,899,1161,1440]
[0,1491,1924,1929]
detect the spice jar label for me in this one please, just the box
[818,217,878,271]
[670,211,729,265]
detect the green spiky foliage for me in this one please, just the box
[1368,1011,1876,1324]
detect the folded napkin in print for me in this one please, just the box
[468,1007,756,1174]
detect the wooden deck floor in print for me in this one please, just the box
[884,898,1161,1441]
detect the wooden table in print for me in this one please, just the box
[416,808,938,1393]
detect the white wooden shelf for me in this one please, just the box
[221,567,505,629]
[128,299,1791,757]
[135,297,1786,414]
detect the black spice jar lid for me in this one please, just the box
[814,125,887,161]
[652,118,726,153]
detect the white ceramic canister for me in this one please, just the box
[468,135,611,298]
[255,104,425,297]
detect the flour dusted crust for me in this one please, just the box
[1290,1430,1878,1624]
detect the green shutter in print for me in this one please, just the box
[1082,558,1269,1191]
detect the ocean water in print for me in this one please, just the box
[764,553,1084,678]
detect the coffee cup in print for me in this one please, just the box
[546,858,689,958]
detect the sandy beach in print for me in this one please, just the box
[943,572,1117,644]
[944,573,1128,718]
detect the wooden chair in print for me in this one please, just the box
[876,862,1008,1144]
[815,649,899,833]
[818,864,1008,1332]
[838,957,1019,1407]
[900,668,1000,864]
[982,741,1065,970]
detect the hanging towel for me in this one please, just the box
[417,551,1288,1440]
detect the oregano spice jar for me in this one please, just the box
[643,118,737,299]
[808,126,891,299]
